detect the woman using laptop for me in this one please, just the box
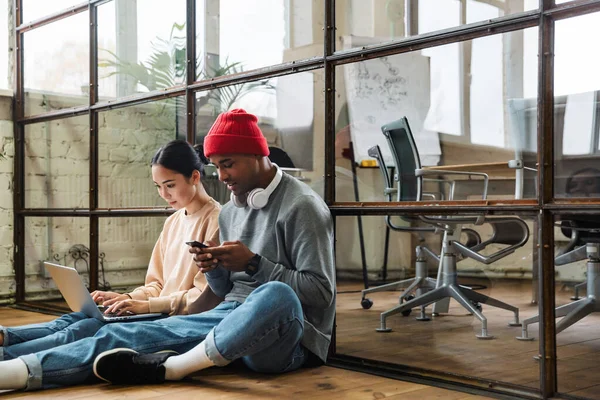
[0,140,222,360]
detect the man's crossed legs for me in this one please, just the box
[5,282,307,390]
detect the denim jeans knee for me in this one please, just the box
[209,282,305,370]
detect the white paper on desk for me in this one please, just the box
[342,36,441,167]
[422,44,461,138]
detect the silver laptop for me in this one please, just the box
[43,262,164,322]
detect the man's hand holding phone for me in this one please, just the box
[190,240,255,273]
[188,240,219,273]
[185,240,208,249]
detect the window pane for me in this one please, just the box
[22,0,82,24]
[336,0,538,51]
[196,70,325,203]
[0,0,9,91]
[555,213,600,399]
[98,97,186,208]
[24,217,89,302]
[98,0,187,100]
[555,14,600,97]
[24,115,89,208]
[99,216,166,291]
[335,213,539,390]
[554,12,600,199]
[195,0,322,81]
[23,12,89,116]
[335,28,538,202]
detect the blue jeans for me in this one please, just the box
[0,312,105,361]
[1,312,167,361]
[19,282,307,390]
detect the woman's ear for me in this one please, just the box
[191,169,201,186]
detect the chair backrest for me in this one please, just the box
[381,117,422,201]
[367,145,394,201]
[268,146,295,168]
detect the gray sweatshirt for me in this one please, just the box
[205,172,336,362]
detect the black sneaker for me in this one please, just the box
[93,348,177,385]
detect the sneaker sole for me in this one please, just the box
[93,347,138,383]
[155,350,179,356]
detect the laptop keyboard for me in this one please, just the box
[97,306,135,318]
[97,306,120,318]
[103,311,121,318]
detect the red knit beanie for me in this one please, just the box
[203,109,270,158]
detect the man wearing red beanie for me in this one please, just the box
[91,109,336,386]
[203,108,270,157]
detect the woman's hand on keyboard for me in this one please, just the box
[91,290,129,305]
[103,299,150,316]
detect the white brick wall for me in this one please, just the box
[0,97,14,301]
[0,94,180,302]
[97,105,173,208]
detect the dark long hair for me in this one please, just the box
[151,140,208,178]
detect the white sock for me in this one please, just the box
[164,341,215,381]
[0,358,28,390]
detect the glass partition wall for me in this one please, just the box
[11,1,600,399]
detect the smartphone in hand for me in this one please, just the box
[186,240,208,248]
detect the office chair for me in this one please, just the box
[370,117,529,339]
[268,146,295,168]
[360,144,483,321]
[559,220,588,301]
[517,217,600,341]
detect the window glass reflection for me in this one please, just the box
[196,0,322,81]
[24,116,89,209]
[554,13,600,199]
[98,0,187,99]
[22,0,82,23]
[24,217,89,302]
[98,97,187,208]
[336,28,538,203]
[554,214,600,398]
[336,0,537,51]
[99,217,166,291]
[0,1,9,91]
[196,70,325,203]
[24,11,89,116]
[335,213,539,389]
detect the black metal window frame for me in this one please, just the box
[11,0,600,398]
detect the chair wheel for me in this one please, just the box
[400,295,414,316]
[361,298,373,309]
[401,294,415,303]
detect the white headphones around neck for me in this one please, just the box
[231,165,283,210]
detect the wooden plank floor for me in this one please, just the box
[336,279,600,399]
[0,307,494,399]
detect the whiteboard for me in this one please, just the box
[342,36,441,166]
